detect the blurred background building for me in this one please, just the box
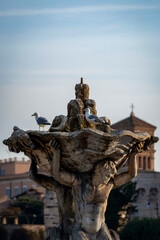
[0,158,37,199]
[112,108,160,219]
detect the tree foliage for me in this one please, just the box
[10,228,45,240]
[0,197,44,224]
[120,218,160,240]
[105,181,138,230]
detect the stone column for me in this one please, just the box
[44,190,59,235]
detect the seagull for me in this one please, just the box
[84,108,109,126]
[31,112,51,131]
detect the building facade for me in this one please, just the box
[0,157,37,199]
[112,109,160,219]
[112,111,156,171]
[135,170,160,218]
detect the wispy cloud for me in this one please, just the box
[0,5,159,17]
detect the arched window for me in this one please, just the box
[149,188,158,203]
[143,156,146,170]
[137,188,146,202]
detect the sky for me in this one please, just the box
[0,0,160,171]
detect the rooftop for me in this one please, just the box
[112,112,156,131]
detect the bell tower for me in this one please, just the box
[112,106,156,171]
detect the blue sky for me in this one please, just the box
[0,0,160,170]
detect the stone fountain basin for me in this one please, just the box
[28,128,151,173]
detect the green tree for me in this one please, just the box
[13,197,44,224]
[10,228,44,240]
[0,206,21,224]
[0,197,44,224]
[120,218,160,240]
[105,181,138,230]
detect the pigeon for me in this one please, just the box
[84,108,109,125]
[31,112,51,131]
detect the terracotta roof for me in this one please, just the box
[112,113,156,131]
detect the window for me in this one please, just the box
[148,157,151,169]
[14,187,19,197]
[22,186,27,193]
[138,156,142,168]
[137,188,146,202]
[143,156,146,169]
[149,188,158,203]
[0,168,5,176]
[5,188,10,198]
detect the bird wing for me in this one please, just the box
[88,114,103,123]
[99,116,110,125]
[37,117,51,125]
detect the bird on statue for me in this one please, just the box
[31,112,51,131]
[84,108,109,126]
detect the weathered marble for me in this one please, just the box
[3,80,159,240]
[3,127,157,174]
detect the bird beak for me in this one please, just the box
[31,114,34,117]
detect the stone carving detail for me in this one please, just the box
[3,79,159,240]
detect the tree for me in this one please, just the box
[0,197,44,224]
[0,205,22,224]
[13,197,44,224]
[10,228,45,240]
[120,218,160,240]
[105,181,138,231]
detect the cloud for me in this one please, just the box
[0,5,159,17]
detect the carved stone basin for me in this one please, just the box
[3,80,159,240]
[27,128,152,173]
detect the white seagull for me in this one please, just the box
[32,112,51,131]
[84,108,109,126]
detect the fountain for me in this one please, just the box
[3,79,158,240]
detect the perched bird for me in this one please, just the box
[99,116,111,126]
[84,108,109,125]
[31,112,51,131]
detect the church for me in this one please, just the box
[112,105,160,219]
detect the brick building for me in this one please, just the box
[112,110,156,171]
[0,157,38,199]
[112,108,160,219]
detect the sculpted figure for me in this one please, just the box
[29,157,74,240]
[51,139,142,240]
[4,125,156,240]
[3,127,74,240]
[3,81,159,240]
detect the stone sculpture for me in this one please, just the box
[3,79,158,240]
